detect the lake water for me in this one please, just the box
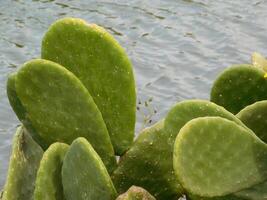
[0,0,267,189]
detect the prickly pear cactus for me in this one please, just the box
[113,100,245,200]
[237,100,267,143]
[173,117,267,197]
[116,186,156,200]
[2,126,44,200]
[210,64,267,114]
[34,143,69,200]
[6,73,48,149]
[42,17,136,155]
[15,59,116,172]
[62,137,117,200]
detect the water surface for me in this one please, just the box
[0,0,267,188]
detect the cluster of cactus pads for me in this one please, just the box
[1,17,267,200]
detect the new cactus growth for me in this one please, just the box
[252,52,267,72]
[2,126,43,200]
[42,17,136,155]
[62,137,117,200]
[237,100,267,143]
[34,143,69,200]
[173,117,267,197]
[210,65,267,114]
[113,100,245,200]
[116,186,156,200]
[15,59,116,172]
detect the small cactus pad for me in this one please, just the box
[15,59,116,172]
[112,120,183,200]
[62,137,117,200]
[210,65,267,114]
[34,143,69,200]
[7,73,48,149]
[116,186,156,200]
[2,126,44,200]
[173,117,267,197]
[42,17,136,155]
[236,100,267,143]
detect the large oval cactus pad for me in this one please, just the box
[116,186,156,200]
[42,17,136,155]
[15,59,116,172]
[62,137,117,200]
[2,126,44,200]
[7,73,48,149]
[237,100,267,143]
[34,143,69,200]
[210,65,267,114]
[173,117,267,197]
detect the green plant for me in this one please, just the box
[42,18,136,155]
[2,18,267,200]
[15,59,116,172]
[112,100,247,200]
[62,137,117,200]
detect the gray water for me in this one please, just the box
[0,0,267,188]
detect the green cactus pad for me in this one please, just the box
[173,117,267,197]
[113,100,246,200]
[237,100,267,143]
[34,143,69,200]
[42,17,136,155]
[112,120,183,200]
[164,100,246,134]
[62,137,117,200]
[2,126,44,200]
[116,186,156,200]
[15,59,116,172]
[210,65,267,114]
[7,73,48,149]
